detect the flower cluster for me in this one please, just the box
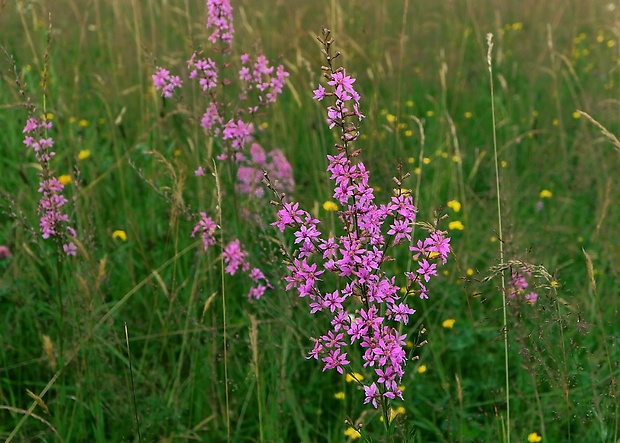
[23,117,77,256]
[191,212,218,251]
[206,0,234,46]
[237,143,294,197]
[508,267,538,304]
[152,68,183,98]
[222,239,271,299]
[272,29,449,409]
[239,54,290,110]
[153,1,291,194]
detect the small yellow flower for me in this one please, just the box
[58,174,72,186]
[69,116,77,124]
[464,111,473,119]
[442,318,456,329]
[406,100,414,108]
[413,167,421,175]
[466,268,474,276]
[501,160,508,168]
[406,340,414,349]
[440,152,448,159]
[448,220,464,231]
[78,149,91,160]
[426,110,434,117]
[551,280,560,288]
[344,427,361,440]
[447,200,461,213]
[404,130,413,137]
[397,122,407,130]
[386,406,406,422]
[539,189,553,199]
[44,112,54,121]
[443,269,449,276]
[572,111,581,120]
[422,157,431,165]
[112,230,128,241]
[417,364,427,374]
[78,119,89,128]
[174,149,182,157]
[511,22,523,31]
[490,236,497,243]
[607,39,616,48]
[323,201,339,212]
[334,391,345,400]
[452,155,461,163]
[552,118,559,126]
[386,113,397,123]
[597,33,605,43]
[345,372,364,383]
[527,432,542,442]
[394,188,411,197]
[260,122,269,129]
[407,157,415,164]
[397,385,406,392]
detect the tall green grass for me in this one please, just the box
[1,0,619,441]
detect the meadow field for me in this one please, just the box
[1,0,619,441]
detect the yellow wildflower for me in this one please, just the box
[78,149,91,160]
[501,160,508,168]
[417,365,427,374]
[58,175,72,186]
[260,122,269,129]
[406,340,414,349]
[413,167,421,175]
[552,118,559,126]
[608,39,616,48]
[528,432,542,442]
[405,100,414,107]
[539,189,553,199]
[466,268,474,276]
[426,110,434,117]
[344,427,361,440]
[447,200,461,213]
[404,130,413,137]
[345,372,364,383]
[407,157,415,164]
[323,201,339,212]
[442,319,456,329]
[386,113,397,123]
[448,220,464,231]
[572,111,581,120]
[422,157,431,165]
[464,111,473,119]
[334,391,345,400]
[78,119,89,128]
[112,230,128,241]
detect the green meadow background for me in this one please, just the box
[1,0,619,441]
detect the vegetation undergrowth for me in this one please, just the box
[1,0,619,442]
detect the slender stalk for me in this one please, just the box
[486,33,510,443]
[214,161,231,442]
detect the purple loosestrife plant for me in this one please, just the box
[508,267,538,305]
[23,116,77,256]
[270,29,450,428]
[153,0,290,299]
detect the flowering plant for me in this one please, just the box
[152,0,294,299]
[270,28,451,430]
